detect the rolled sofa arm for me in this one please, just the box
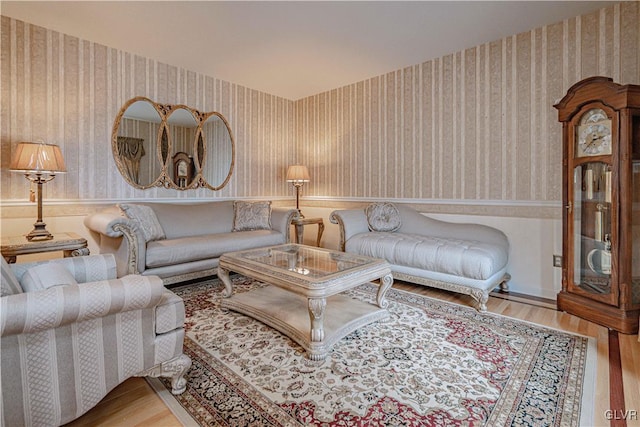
[1,274,165,336]
[84,207,147,276]
[83,207,131,238]
[329,209,370,251]
[272,207,300,242]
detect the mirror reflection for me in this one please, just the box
[201,113,234,189]
[112,97,235,190]
[167,107,198,188]
[114,99,162,188]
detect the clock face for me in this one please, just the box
[576,108,612,157]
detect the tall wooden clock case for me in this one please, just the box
[554,76,640,334]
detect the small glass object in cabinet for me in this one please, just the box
[555,77,640,334]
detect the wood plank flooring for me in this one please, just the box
[65,282,640,427]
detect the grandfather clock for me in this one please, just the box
[554,76,640,334]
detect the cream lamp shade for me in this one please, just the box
[286,165,310,183]
[10,141,67,241]
[10,141,67,174]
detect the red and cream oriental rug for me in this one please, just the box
[149,275,596,427]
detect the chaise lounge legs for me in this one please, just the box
[470,274,511,311]
[499,274,511,291]
[393,271,511,312]
[471,289,490,312]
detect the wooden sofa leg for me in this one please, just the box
[165,354,192,395]
[137,353,192,395]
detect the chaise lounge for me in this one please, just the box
[330,203,510,311]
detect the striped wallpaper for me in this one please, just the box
[294,2,640,216]
[0,15,296,206]
[2,2,639,219]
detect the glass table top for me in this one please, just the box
[234,244,379,279]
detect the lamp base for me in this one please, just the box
[294,184,305,218]
[26,222,53,241]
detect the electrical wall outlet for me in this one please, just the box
[553,255,562,268]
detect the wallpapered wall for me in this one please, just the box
[1,2,639,219]
[293,1,640,218]
[0,16,296,208]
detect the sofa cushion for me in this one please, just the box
[346,232,508,280]
[21,264,78,292]
[149,201,235,239]
[366,202,401,232]
[146,230,285,268]
[155,290,185,334]
[1,258,23,296]
[118,203,166,242]
[233,201,272,231]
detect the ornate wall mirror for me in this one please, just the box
[112,96,235,190]
[166,107,198,188]
[200,113,234,190]
[114,98,163,188]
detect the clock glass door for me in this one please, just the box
[571,161,615,303]
[632,115,640,305]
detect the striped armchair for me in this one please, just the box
[1,254,191,427]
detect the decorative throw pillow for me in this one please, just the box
[21,263,78,292]
[233,201,272,231]
[1,257,23,296]
[365,202,402,232]
[118,203,166,242]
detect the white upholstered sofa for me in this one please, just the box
[1,254,191,427]
[84,200,299,284]
[330,203,510,311]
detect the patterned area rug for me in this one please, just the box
[152,275,596,426]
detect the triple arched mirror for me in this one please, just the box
[112,97,234,190]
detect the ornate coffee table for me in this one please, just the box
[218,244,393,360]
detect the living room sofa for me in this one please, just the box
[1,254,191,427]
[84,200,299,284]
[330,203,510,311]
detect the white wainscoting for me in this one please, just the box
[298,206,563,301]
[3,202,562,301]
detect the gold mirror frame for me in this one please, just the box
[112,96,235,190]
[199,112,234,190]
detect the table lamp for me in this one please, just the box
[286,165,310,218]
[10,141,67,241]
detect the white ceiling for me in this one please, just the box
[1,1,614,100]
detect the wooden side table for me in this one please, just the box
[1,232,90,263]
[292,217,325,247]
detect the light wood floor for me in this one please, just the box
[66,282,640,427]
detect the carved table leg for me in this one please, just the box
[217,266,234,297]
[376,273,394,309]
[308,297,326,342]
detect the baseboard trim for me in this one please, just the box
[489,289,557,310]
